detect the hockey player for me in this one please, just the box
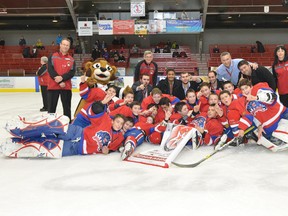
[120,111,171,160]
[238,82,288,152]
[170,101,194,125]
[141,88,180,123]
[108,91,134,112]
[109,101,141,123]
[4,95,126,158]
[72,90,116,128]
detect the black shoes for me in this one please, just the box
[40,107,48,112]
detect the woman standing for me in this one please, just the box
[272,45,288,107]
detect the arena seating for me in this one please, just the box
[208,44,288,68]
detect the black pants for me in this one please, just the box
[280,94,288,108]
[40,85,48,109]
[48,90,72,121]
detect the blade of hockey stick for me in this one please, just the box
[172,126,255,168]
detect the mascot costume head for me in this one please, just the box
[74,58,132,118]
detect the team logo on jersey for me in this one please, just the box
[191,116,206,128]
[67,61,71,67]
[246,101,267,115]
[92,130,111,151]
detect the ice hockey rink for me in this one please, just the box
[0,92,288,216]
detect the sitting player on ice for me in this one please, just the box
[108,91,134,112]
[3,94,126,158]
[238,82,288,152]
[72,87,119,128]
[183,89,200,113]
[222,81,242,99]
[164,104,225,151]
[170,101,194,125]
[120,110,172,160]
[109,101,141,124]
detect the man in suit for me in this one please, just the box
[157,68,182,97]
[132,73,153,103]
[208,70,224,91]
[174,72,203,100]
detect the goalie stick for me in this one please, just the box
[172,126,255,168]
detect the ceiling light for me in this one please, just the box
[52,18,58,23]
[228,16,232,19]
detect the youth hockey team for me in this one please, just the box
[2,62,288,161]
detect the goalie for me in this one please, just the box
[3,94,125,158]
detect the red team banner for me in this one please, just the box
[113,20,135,35]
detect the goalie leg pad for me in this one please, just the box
[9,115,69,138]
[3,137,63,158]
[272,119,288,143]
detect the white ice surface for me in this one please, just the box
[0,92,288,216]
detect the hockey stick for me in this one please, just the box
[172,126,255,168]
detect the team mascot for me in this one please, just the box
[74,58,129,117]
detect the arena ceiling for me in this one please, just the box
[0,0,287,30]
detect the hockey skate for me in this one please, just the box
[121,140,135,160]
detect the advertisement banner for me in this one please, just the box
[98,20,113,35]
[113,20,135,35]
[166,20,202,33]
[148,20,166,33]
[0,77,15,88]
[135,20,148,35]
[78,21,93,36]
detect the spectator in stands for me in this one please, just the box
[162,45,171,53]
[166,40,172,49]
[134,50,158,87]
[91,47,101,60]
[251,45,257,53]
[22,46,31,58]
[157,68,181,96]
[179,51,188,58]
[272,45,288,107]
[207,70,223,91]
[113,53,120,62]
[67,34,73,47]
[36,56,49,112]
[47,38,75,121]
[51,41,55,46]
[19,36,26,46]
[154,45,161,53]
[74,37,81,54]
[171,41,179,49]
[56,34,63,46]
[216,51,257,86]
[102,48,110,60]
[0,38,5,47]
[256,40,265,53]
[31,45,38,58]
[112,36,120,45]
[181,10,189,20]
[118,53,126,62]
[238,59,276,91]
[36,39,45,50]
[172,50,180,57]
[119,37,125,46]
[174,72,203,100]
[213,45,220,53]
[109,49,115,58]
[132,73,153,103]
[101,40,107,50]
[131,44,139,54]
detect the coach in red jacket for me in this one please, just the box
[48,38,75,121]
